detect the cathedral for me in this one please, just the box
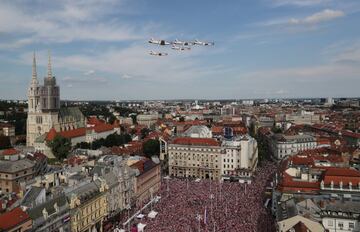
[26,52,118,158]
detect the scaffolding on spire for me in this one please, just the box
[47,50,52,78]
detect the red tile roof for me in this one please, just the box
[0,207,31,231]
[93,123,114,133]
[45,127,58,141]
[60,128,86,138]
[171,137,220,146]
[324,168,360,177]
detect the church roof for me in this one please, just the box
[59,107,85,127]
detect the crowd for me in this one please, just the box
[118,162,277,232]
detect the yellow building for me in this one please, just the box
[68,179,108,232]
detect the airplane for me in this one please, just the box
[172,39,194,46]
[171,45,191,51]
[148,38,171,46]
[193,39,214,46]
[149,51,168,56]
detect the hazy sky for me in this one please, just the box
[0,0,359,100]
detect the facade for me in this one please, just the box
[130,158,161,206]
[93,156,135,217]
[27,53,61,147]
[321,201,360,232]
[27,194,71,232]
[136,114,159,128]
[221,136,258,183]
[168,137,222,180]
[286,111,321,125]
[270,134,317,159]
[0,158,35,193]
[67,180,108,232]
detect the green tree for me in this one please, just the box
[47,135,71,160]
[143,139,160,158]
[75,142,91,149]
[0,136,11,149]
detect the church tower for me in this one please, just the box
[26,52,61,147]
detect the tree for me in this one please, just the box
[47,135,71,161]
[143,139,160,158]
[0,136,11,149]
[108,115,116,125]
[75,142,91,149]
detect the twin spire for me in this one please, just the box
[31,50,53,83]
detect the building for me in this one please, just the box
[221,136,258,183]
[26,73,118,157]
[136,114,159,128]
[93,155,135,217]
[0,123,15,137]
[168,137,222,180]
[0,207,32,232]
[0,158,35,193]
[286,110,321,125]
[67,180,108,232]
[321,201,360,232]
[270,134,317,159]
[27,194,71,232]
[129,157,161,206]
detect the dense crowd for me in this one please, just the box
[118,162,277,232]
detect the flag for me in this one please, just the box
[204,207,207,224]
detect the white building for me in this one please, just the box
[321,201,360,232]
[270,134,317,159]
[221,136,258,183]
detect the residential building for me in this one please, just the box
[0,158,35,193]
[27,194,70,232]
[129,157,161,206]
[321,201,360,232]
[67,180,108,232]
[93,155,135,217]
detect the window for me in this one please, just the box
[338,222,343,228]
[349,222,354,229]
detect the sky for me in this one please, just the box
[0,0,359,100]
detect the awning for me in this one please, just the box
[148,210,158,219]
[137,223,146,232]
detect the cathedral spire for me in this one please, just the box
[31,52,38,85]
[47,50,52,79]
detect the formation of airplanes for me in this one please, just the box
[148,38,214,56]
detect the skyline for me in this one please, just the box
[0,0,360,100]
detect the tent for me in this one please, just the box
[137,223,146,232]
[136,214,145,219]
[148,210,158,219]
